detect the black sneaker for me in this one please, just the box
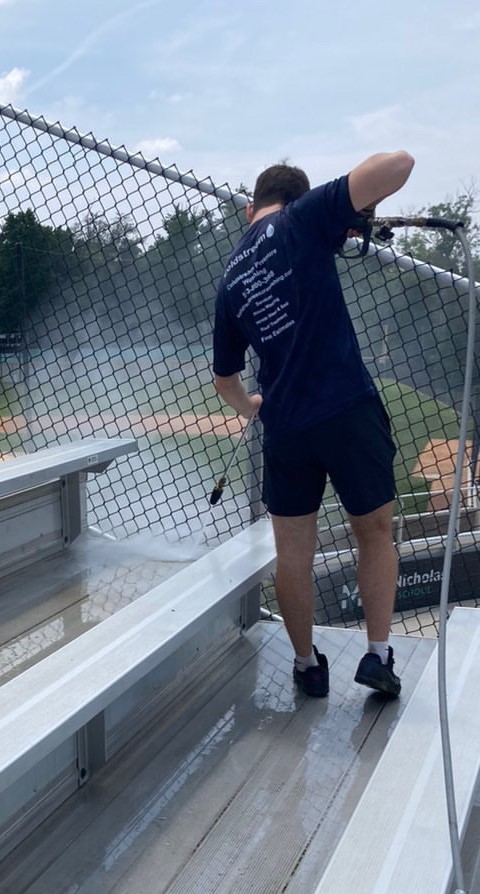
[293,645,329,697]
[354,646,401,697]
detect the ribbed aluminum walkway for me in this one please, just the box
[0,620,456,893]
[0,540,479,893]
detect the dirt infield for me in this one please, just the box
[413,438,473,510]
[0,412,246,441]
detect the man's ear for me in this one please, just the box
[246,202,255,223]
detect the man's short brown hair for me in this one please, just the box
[252,164,310,212]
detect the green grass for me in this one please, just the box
[1,370,463,515]
[145,430,251,491]
[165,381,232,416]
[377,380,461,511]
[153,378,461,480]
[123,378,235,417]
[0,383,24,454]
[0,383,21,416]
[170,379,463,517]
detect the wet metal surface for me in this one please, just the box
[0,622,436,893]
[0,531,192,684]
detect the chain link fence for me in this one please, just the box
[0,104,262,549]
[0,103,479,637]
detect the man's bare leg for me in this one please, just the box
[270,512,318,657]
[348,501,397,641]
[348,501,401,694]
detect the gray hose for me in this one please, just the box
[362,219,475,893]
[348,217,474,892]
[436,225,476,894]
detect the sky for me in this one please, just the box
[0,0,479,217]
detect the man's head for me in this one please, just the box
[251,164,310,216]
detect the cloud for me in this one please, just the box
[0,67,29,104]
[345,103,450,165]
[134,137,183,159]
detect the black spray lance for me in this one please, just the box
[209,415,255,505]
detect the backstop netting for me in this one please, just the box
[0,104,479,636]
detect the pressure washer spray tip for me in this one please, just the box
[210,476,227,505]
[208,415,255,506]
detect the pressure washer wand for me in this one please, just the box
[370,215,465,243]
[209,416,254,505]
[339,214,464,257]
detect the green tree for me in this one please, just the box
[143,191,247,337]
[393,190,480,398]
[154,206,206,261]
[0,209,73,331]
[72,211,143,275]
[395,188,480,278]
[337,191,480,416]
[212,187,249,261]
[148,205,212,332]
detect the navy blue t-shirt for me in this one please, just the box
[213,175,376,444]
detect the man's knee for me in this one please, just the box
[272,512,318,568]
[348,501,394,545]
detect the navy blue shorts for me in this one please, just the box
[262,395,396,517]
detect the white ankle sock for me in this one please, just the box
[295,650,317,671]
[368,641,390,666]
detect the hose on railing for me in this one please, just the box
[353,216,475,894]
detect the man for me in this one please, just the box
[213,151,415,698]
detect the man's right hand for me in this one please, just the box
[241,393,263,419]
[214,372,263,419]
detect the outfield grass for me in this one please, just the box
[0,383,23,454]
[162,380,232,416]
[377,379,461,511]
[152,380,461,514]
[0,372,462,513]
[0,383,21,416]
[87,377,233,418]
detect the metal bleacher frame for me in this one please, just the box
[0,516,276,859]
[0,438,138,577]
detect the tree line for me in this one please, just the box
[0,197,248,335]
[0,186,478,411]
[337,188,480,407]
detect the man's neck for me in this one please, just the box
[250,203,283,225]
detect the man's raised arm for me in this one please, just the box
[348,150,415,212]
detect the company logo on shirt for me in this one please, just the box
[266,223,275,238]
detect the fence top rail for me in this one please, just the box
[0,103,248,209]
[359,239,479,293]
